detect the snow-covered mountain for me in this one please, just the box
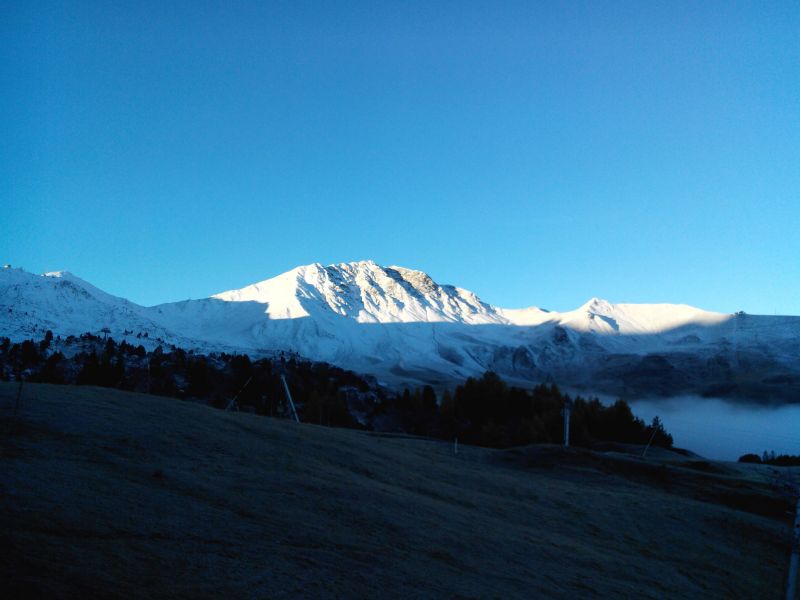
[2,261,799,401]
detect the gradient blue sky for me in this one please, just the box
[2,2,798,313]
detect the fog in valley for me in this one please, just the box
[630,396,800,461]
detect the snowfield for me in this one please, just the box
[2,262,799,400]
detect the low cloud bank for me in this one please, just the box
[629,396,800,460]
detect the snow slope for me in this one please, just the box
[0,269,172,343]
[212,261,506,324]
[2,262,799,400]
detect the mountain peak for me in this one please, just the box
[42,271,77,281]
[213,260,500,325]
[580,297,613,313]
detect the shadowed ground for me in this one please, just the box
[0,382,794,599]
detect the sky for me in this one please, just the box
[2,1,798,314]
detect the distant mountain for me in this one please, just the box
[2,261,799,401]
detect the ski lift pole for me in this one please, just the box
[787,495,800,600]
[280,374,300,423]
[642,426,659,458]
[772,470,800,600]
[562,399,573,447]
[226,375,253,412]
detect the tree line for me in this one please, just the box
[738,451,800,467]
[382,371,672,449]
[1,332,672,451]
[0,332,371,429]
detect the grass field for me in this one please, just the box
[0,382,796,599]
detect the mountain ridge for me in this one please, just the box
[2,262,799,401]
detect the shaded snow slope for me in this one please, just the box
[2,262,799,400]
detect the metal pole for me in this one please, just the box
[13,380,23,419]
[8,379,23,435]
[642,426,659,458]
[226,375,253,412]
[280,375,300,423]
[787,496,800,600]
[563,405,571,447]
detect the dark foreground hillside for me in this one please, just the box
[0,383,794,599]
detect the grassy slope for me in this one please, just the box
[0,382,794,599]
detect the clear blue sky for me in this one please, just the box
[2,2,798,314]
